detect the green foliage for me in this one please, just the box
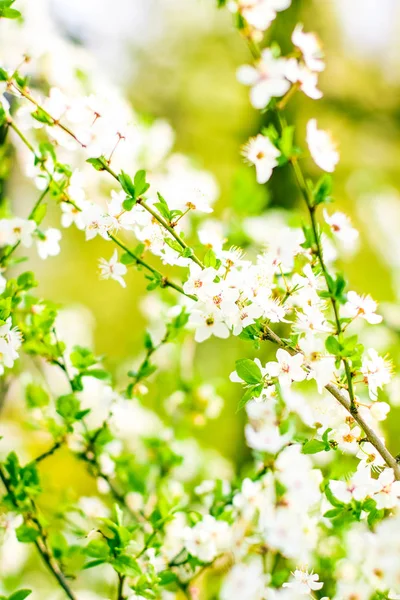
[154,192,182,222]
[31,107,53,126]
[325,333,364,369]
[312,174,333,207]
[235,358,263,384]
[234,359,264,411]
[25,383,49,408]
[86,156,107,171]
[1,592,32,600]
[15,524,40,543]
[0,0,21,19]
[303,429,333,454]
[118,169,150,209]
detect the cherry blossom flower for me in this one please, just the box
[323,210,359,252]
[292,25,325,72]
[0,217,36,248]
[306,119,339,172]
[285,59,323,100]
[369,401,390,422]
[81,203,115,241]
[36,228,61,259]
[299,336,336,392]
[183,515,231,562]
[265,348,306,387]
[374,469,400,510]
[361,348,392,400]
[230,0,291,33]
[99,250,128,288]
[283,568,324,595]
[0,318,23,374]
[344,291,383,325]
[237,49,290,109]
[233,476,274,521]
[189,306,230,343]
[61,199,88,230]
[333,423,361,453]
[242,134,280,184]
[356,441,385,470]
[329,468,380,504]
[220,560,269,600]
[183,265,218,299]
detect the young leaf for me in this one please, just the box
[26,383,49,408]
[134,169,150,197]
[235,358,263,384]
[8,592,32,600]
[302,439,327,454]
[16,525,39,543]
[118,171,136,197]
[86,157,106,171]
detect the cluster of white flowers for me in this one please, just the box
[0,318,22,376]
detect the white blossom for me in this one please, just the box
[344,291,383,325]
[306,119,339,172]
[99,250,127,288]
[265,348,306,387]
[36,228,61,259]
[0,218,36,248]
[242,134,280,184]
[237,49,290,109]
[361,348,392,400]
[283,568,323,595]
[292,25,325,73]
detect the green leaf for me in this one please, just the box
[120,252,137,265]
[31,107,53,126]
[236,383,263,412]
[16,525,39,543]
[278,125,294,159]
[154,192,171,220]
[0,2,21,19]
[70,346,97,370]
[56,394,80,421]
[17,271,37,290]
[313,174,333,206]
[323,508,343,518]
[204,249,218,268]
[112,554,141,576]
[86,539,110,559]
[8,591,32,600]
[235,358,263,384]
[83,559,107,570]
[86,157,106,171]
[325,484,345,508]
[26,383,49,408]
[122,197,137,211]
[118,171,136,197]
[302,439,327,454]
[134,169,150,197]
[0,67,8,81]
[0,105,6,127]
[82,368,110,381]
[325,335,341,356]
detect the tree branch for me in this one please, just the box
[262,325,400,479]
